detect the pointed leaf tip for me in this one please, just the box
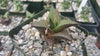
[53,19,78,32]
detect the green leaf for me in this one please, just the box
[48,7,60,29]
[48,7,56,29]
[0,0,8,7]
[51,30,72,40]
[26,11,34,18]
[49,18,56,29]
[53,19,78,32]
[14,0,23,11]
[32,20,54,35]
[32,20,48,28]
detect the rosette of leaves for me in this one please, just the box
[0,12,11,26]
[32,7,78,45]
[62,0,71,10]
[81,6,91,22]
[0,0,9,7]
[14,0,23,11]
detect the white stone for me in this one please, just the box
[22,24,31,30]
[36,36,40,40]
[29,46,33,49]
[71,43,75,47]
[30,36,36,40]
[60,51,67,56]
[18,39,24,44]
[32,27,36,31]
[67,52,72,56]
[41,53,49,56]
[1,40,5,43]
[25,29,32,37]
[35,32,40,37]
[34,48,42,56]
[34,42,42,48]
[19,30,23,34]
[27,41,33,46]
[69,26,76,32]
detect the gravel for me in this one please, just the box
[0,35,13,56]
[10,4,28,12]
[0,1,13,9]
[12,11,87,56]
[75,5,95,23]
[72,0,95,23]
[0,1,99,56]
[0,16,23,32]
[75,12,94,23]
[84,35,100,56]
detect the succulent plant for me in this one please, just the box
[81,7,91,14]
[32,7,78,45]
[0,0,9,7]
[62,0,71,10]
[80,6,91,22]
[14,0,23,11]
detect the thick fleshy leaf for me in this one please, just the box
[32,20,53,35]
[48,7,60,29]
[48,7,57,29]
[49,18,56,29]
[51,30,72,40]
[48,7,55,21]
[34,27,46,35]
[32,20,48,28]
[53,19,78,32]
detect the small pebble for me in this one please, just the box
[60,51,67,56]
[18,39,24,45]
